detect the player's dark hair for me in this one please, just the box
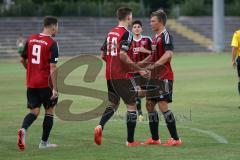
[151,9,167,26]
[117,7,132,21]
[132,20,142,27]
[44,16,58,27]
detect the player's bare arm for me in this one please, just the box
[232,47,237,68]
[139,46,151,54]
[50,63,58,99]
[119,50,142,71]
[137,54,152,67]
[146,50,173,70]
[119,50,150,78]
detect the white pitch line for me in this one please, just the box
[89,119,229,144]
[187,127,228,144]
[175,125,229,144]
[37,116,229,144]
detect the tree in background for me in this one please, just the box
[1,0,240,17]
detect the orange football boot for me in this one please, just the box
[17,128,26,151]
[143,138,161,145]
[94,125,103,145]
[126,141,143,147]
[162,138,182,146]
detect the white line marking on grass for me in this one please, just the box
[44,117,228,144]
[187,127,228,144]
[89,119,229,144]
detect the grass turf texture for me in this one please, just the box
[0,54,239,160]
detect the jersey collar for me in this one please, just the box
[133,35,142,42]
[39,33,52,37]
[155,28,167,38]
[118,25,129,31]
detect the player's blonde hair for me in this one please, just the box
[151,9,167,26]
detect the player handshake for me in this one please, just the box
[95,7,182,147]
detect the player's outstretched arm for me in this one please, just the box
[138,54,152,68]
[146,32,174,70]
[119,50,141,71]
[139,46,151,55]
[146,50,173,70]
[119,51,150,78]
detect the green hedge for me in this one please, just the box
[178,0,212,16]
[0,1,148,17]
[174,0,240,17]
[225,0,240,16]
[1,0,240,17]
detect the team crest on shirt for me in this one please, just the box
[141,40,147,46]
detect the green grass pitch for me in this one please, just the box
[0,54,239,160]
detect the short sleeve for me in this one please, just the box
[120,31,133,52]
[147,37,152,50]
[231,32,239,47]
[21,42,28,59]
[50,41,59,63]
[162,32,174,51]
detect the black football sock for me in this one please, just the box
[148,111,159,140]
[21,112,37,130]
[136,97,142,115]
[99,106,116,129]
[238,82,240,95]
[163,110,179,140]
[126,111,137,143]
[42,114,54,142]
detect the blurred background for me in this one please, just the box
[0,0,239,57]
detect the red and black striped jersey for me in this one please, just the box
[21,33,59,88]
[101,25,133,80]
[128,35,152,62]
[151,28,174,80]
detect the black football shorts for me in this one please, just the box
[132,73,148,91]
[146,79,173,103]
[27,87,58,109]
[107,79,138,105]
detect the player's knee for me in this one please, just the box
[127,103,137,111]
[45,108,55,115]
[109,102,119,111]
[146,100,156,107]
[146,100,156,112]
[158,101,169,113]
[31,108,40,117]
[138,91,145,98]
